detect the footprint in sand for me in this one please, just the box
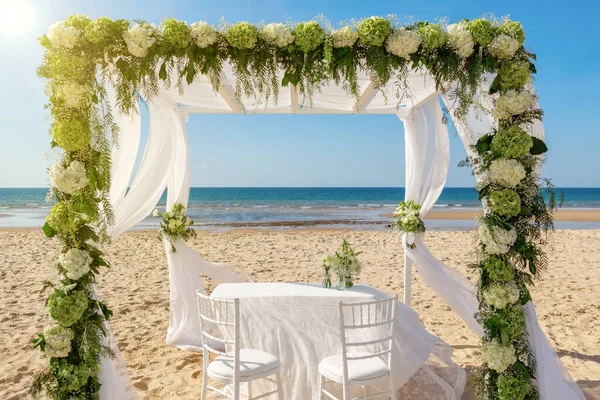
[133,381,148,391]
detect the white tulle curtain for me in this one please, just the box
[162,110,246,351]
[400,97,483,335]
[441,89,585,399]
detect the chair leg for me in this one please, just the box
[342,380,350,400]
[248,381,252,399]
[201,355,208,400]
[389,375,397,400]
[276,372,283,400]
[317,374,324,400]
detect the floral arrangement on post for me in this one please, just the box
[392,200,425,249]
[154,203,197,252]
[34,13,551,399]
[322,239,362,289]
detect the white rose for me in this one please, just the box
[492,90,534,120]
[489,159,527,188]
[482,339,517,373]
[59,248,93,280]
[190,21,218,48]
[487,34,520,59]
[478,224,517,255]
[152,209,160,217]
[386,28,422,60]
[447,22,474,58]
[262,23,294,47]
[44,325,74,358]
[49,161,88,194]
[123,23,157,58]
[56,82,93,109]
[47,21,80,49]
[482,281,520,308]
[331,27,358,48]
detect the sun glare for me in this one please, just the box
[0,0,35,38]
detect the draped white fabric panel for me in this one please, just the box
[108,95,177,237]
[441,91,585,399]
[400,98,483,336]
[161,100,247,350]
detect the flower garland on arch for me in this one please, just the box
[33,13,553,399]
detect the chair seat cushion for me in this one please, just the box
[318,352,389,382]
[207,349,281,380]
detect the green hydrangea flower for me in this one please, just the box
[53,359,91,392]
[46,203,87,234]
[483,256,516,282]
[497,60,531,90]
[497,374,531,400]
[48,53,95,81]
[162,18,191,48]
[467,18,495,46]
[498,21,526,45]
[52,118,91,151]
[48,289,88,327]
[84,17,116,44]
[491,126,533,158]
[294,21,325,52]
[225,22,258,50]
[490,189,522,218]
[85,17,127,45]
[356,17,392,46]
[496,305,526,339]
[64,14,91,31]
[417,24,447,50]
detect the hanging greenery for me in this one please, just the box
[34,13,549,400]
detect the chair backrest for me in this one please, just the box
[337,296,397,380]
[196,291,240,359]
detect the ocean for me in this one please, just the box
[1,187,600,230]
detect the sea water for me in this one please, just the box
[1,187,600,230]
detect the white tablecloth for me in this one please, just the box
[211,282,465,399]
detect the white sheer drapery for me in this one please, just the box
[400,97,483,336]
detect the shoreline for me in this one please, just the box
[3,209,600,232]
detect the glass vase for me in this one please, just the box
[322,269,332,288]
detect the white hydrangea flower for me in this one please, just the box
[447,22,474,58]
[483,281,520,308]
[331,26,358,48]
[49,160,88,194]
[478,224,517,255]
[492,90,534,120]
[44,325,75,358]
[262,23,294,47]
[47,21,80,49]
[190,21,218,48]
[482,339,517,373]
[152,209,160,217]
[123,23,157,58]
[386,28,422,60]
[487,34,520,59]
[489,159,527,188]
[59,248,93,280]
[56,83,93,109]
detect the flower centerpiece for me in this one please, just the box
[154,203,197,252]
[322,239,362,290]
[392,200,425,249]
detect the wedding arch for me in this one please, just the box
[33,14,585,400]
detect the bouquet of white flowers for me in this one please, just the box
[322,239,362,290]
[154,203,196,252]
[392,200,426,248]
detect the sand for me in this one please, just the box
[1,229,598,399]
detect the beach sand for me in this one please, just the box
[1,229,598,399]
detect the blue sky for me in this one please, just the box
[0,0,599,188]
